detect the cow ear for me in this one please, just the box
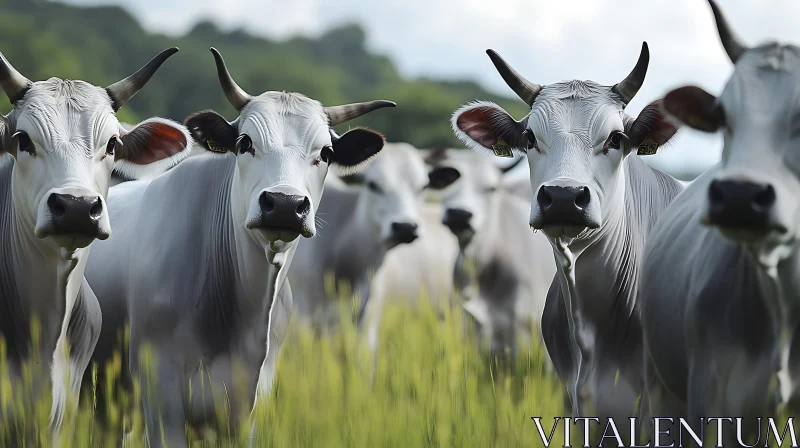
[462,298,490,327]
[451,101,528,156]
[625,99,681,156]
[330,127,386,173]
[662,86,723,134]
[114,118,192,180]
[184,110,238,154]
[427,166,460,190]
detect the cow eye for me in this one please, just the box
[367,180,382,194]
[317,145,334,165]
[525,130,539,152]
[13,131,35,156]
[106,136,121,156]
[236,134,254,156]
[605,131,626,153]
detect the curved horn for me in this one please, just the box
[708,0,748,63]
[0,52,32,104]
[500,155,524,174]
[486,49,542,107]
[611,42,650,105]
[324,100,396,126]
[106,47,179,112]
[210,47,252,111]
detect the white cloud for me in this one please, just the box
[66,0,800,176]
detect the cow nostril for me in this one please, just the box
[575,187,590,209]
[753,184,776,210]
[48,195,66,218]
[259,193,275,213]
[296,197,310,216]
[537,187,552,209]
[89,199,103,220]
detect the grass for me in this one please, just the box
[0,293,567,447]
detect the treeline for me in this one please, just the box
[0,0,528,149]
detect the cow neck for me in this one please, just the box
[457,191,504,286]
[335,191,387,281]
[1,161,80,363]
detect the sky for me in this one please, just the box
[65,0,800,176]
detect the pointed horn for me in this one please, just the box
[707,0,748,63]
[210,47,252,111]
[611,42,650,105]
[106,47,179,112]
[486,49,542,107]
[324,100,396,126]
[500,155,524,174]
[0,51,32,104]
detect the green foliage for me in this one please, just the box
[0,1,528,149]
[1,297,567,446]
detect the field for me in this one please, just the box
[0,295,567,447]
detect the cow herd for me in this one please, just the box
[1,0,798,446]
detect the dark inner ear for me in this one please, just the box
[663,86,723,133]
[331,127,386,167]
[184,110,237,153]
[455,105,528,151]
[626,99,680,152]
[428,166,461,190]
[117,120,189,165]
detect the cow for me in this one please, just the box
[450,43,684,443]
[639,1,800,444]
[0,47,187,441]
[288,142,460,358]
[424,148,557,366]
[82,47,396,447]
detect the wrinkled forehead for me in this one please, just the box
[529,80,624,136]
[237,91,330,151]
[367,143,428,187]
[720,44,800,126]
[11,78,117,143]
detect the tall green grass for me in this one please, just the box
[1,295,567,447]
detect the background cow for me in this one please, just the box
[451,43,683,444]
[0,48,188,440]
[424,148,557,366]
[289,142,460,359]
[639,1,800,444]
[83,47,395,447]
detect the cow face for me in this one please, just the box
[662,1,800,262]
[452,45,678,239]
[185,48,394,245]
[0,49,189,251]
[426,149,522,247]
[340,143,459,248]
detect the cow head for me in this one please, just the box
[425,148,525,247]
[452,45,679,239]
[185,48,394,245]
[662,0,800,262]
[0,48,189,251]
[339,142,460,248]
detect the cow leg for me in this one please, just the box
[136,353,188,448]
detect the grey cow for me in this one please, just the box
[83,48,395,447]
[426,148,557,363]
[639,1,800,444]
[451,44,683,443]
[0,48,187,441]
[289,142,460,354]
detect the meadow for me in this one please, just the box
[0,294,568,447]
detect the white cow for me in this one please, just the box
[289,142,460,353]
[0,48,188,440]
[426,148,557,364]
[83,48,396,447]
[451,44,684,444]
[640,1,800,444]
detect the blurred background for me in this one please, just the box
[2,0,799,180]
